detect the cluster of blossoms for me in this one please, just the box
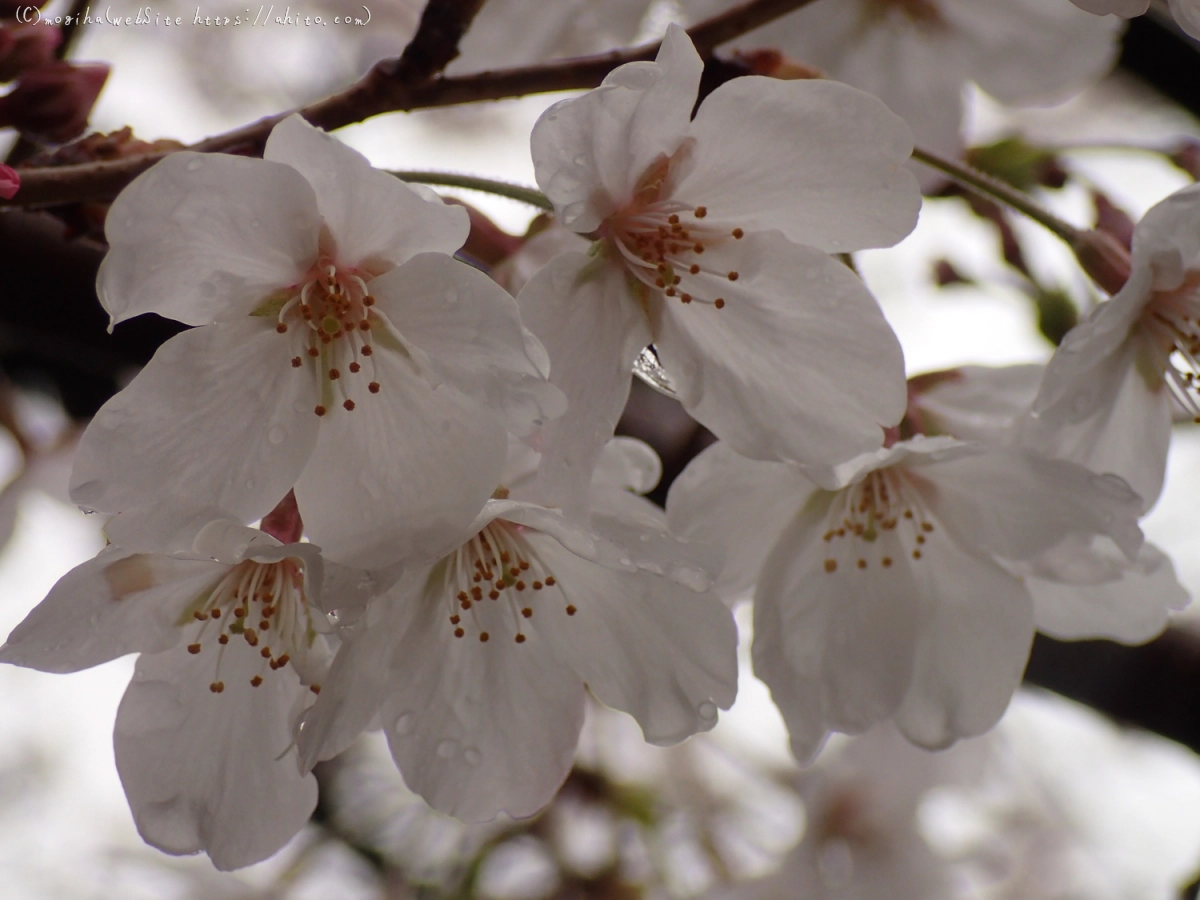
[0,3,1194,876]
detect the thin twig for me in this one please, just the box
[2,0,819,209]
[392,170,552,209]
[911,145,1082,245]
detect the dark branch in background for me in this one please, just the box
[382,0,490,86]
[1,0,820,208]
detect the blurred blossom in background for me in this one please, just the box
[6,0,1200,896]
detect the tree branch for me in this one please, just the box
[2,0,819,209]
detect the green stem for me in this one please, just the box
[911,146,1082,245]
[390,170,553,210]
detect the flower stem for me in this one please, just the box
[911,146,1082,245]
[390,170,553,211]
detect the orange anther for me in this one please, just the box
[187,643,201,654]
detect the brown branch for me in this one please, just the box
[2,0,818,209]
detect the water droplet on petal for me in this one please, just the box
[464,747,482,767]
[186,159,202,172]
[670,565,711,592]
[698,701,717,721]
[245,478,255,491]
[436,738,459,759]
[268,426,285,445]
[394,712,414,735]
[444,289,458,305]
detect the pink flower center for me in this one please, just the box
[1141,272,1200,422]
[820,468,937,573]
[180,557,321,695]
[601,152,746,311]
[269,255,394,416]
[434,518,572,645]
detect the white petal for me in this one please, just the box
[1070,0,1148,14]
[896,541,1033,750]
[516,253,651,518]
[293,350,506,568]
[1025,536,1189,643]
[913,363,1044,443]
[654,232,906,466]
[1030,270,1150,424]
[1130,182,1200,288]
[917,446,1144,562]
[592,436,662,495]
[298,593,401,769]
[370,253,565,436]
[951,0,1121,107]
[99,152,319,327]
[676,78,919,252]
[1024,337,1172,512]
[528,531,738,745]
[376,581,586,822]
[752,493,920,758]
[1170,0,1200,39]
[115,644,317,870]
[530,26,701,231]
[264,114,468,266]
[666,442,814,602]
[70,319,320,527]
[0,549,224,673]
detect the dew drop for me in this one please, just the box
[186,159,202,172]
[444,289,458,305]
[268,425,285,445]
[697,701,717,721]
[394,712,415,735]
[245,478,255,491]
[670,564,712,592]
[463,747,482,767]
[436,738,459,759]
[573,154,587,166]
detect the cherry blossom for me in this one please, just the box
[909,365,1189,644]
[1023,183,1200,514]
[0,518,371,870]
[684,0,1121,170]
[519,24,917,514]
[297,438,738,822]
[667,437,1143,761]
[72,114,563,567]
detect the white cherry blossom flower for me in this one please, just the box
[297,438,738,822]
[684,0,1121,169]
[910,365,1189,643]
[519,24,917,514]
[0,518,370,870]
[72,114,563,567]
[1024,183,1200,514]
[667,437,1143,761]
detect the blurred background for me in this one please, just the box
[6,0,1200,896]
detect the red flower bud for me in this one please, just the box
[0,163,19,199]
[0,61,108,143]
[0,24,61,82]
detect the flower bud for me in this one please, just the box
[1071,228,1131,296]
[0,61,108,142]
[0,24,61,82]
[0,163,19,199]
